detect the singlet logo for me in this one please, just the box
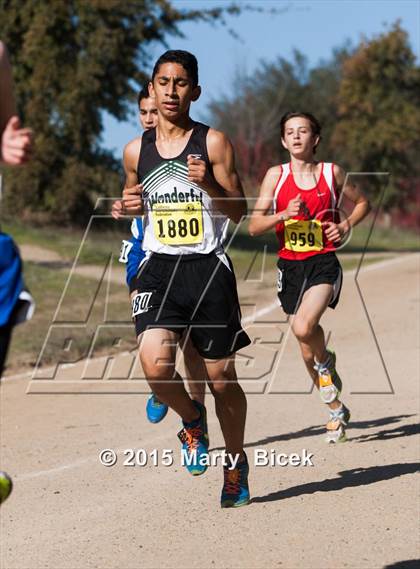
[149,186,202,210]
[140,157,225,251]
[299,201,312,219]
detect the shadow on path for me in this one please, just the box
[251,462,419,504]
[352,421,420,443]
[210,414,416,452]
[383,561,420,569]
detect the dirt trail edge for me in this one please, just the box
[1,254,419,569]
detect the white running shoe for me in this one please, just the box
[314,349,343,404]
[325,404,351,443]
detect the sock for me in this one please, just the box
[329,404,343,416]
[317,353,333,371]
[183,404,201,428]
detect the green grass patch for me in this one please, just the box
[343,223,419,252]
[1,219,131,265]
[6,261,136,373]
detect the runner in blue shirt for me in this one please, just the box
[0,40,34,505]
[0,41,34,378]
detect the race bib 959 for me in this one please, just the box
[284,219,323,252]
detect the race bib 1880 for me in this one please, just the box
[284,219,323,252]
[152,201,203,245]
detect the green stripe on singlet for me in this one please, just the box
[143,160,194,195]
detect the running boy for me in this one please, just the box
[249,111,370,442]
[113,85,206,424]
[121,51,251,507]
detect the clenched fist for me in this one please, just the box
[187,154,209,186]
[323,221,345,243]
[111,199,123,220]
[121,184,144,215]
[1,116,33,165]
[285,194,302,220]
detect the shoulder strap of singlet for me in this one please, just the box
[273,163,290,203]
[323,162,333,190]
[144,127,156,143]
[136,128,156,175]
[190,121,211,162]
[323,162,338,208]
[191,121,209,137]
[188,121,213,177]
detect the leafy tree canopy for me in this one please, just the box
[209,22,420,212]
[0,0,243,223]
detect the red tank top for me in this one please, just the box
[274,162,340,260]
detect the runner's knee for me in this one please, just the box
[208,372,237,398]
[141,357,175,385]
[292,318,317,342]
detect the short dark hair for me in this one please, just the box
[137,83,150,108]
[280,111,322,152]
[152,50,198,87]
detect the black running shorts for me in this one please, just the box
[128,276,138,295]
[277,252,342,315]
[131,252,251,360]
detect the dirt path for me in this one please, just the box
[1,254,419,569]
[20,244,126,283]
[19,244,63,264]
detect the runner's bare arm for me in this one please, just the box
[248,166,302,236]
[120,137,144,217]
[187,129,247,224]
[0,42,15,133]
[324,165,371,242]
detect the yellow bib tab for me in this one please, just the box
[153,201,204,245]
[284,219,323,252]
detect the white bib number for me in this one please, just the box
[119,239,133,263]
[131,292,153,317]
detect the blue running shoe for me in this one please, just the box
[177,401,209,476]
[146,393,168,424]
[221,452,250,508]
